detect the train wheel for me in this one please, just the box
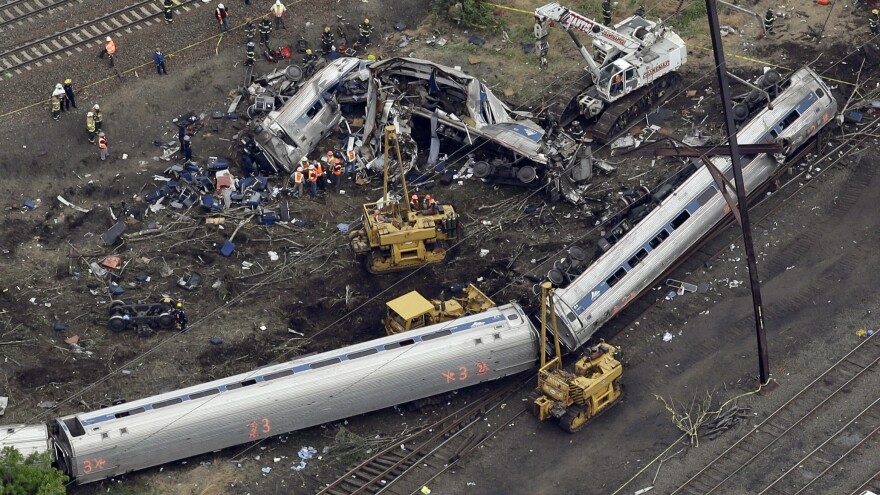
[107,315,127,332]
[109,300,125,310]
[158,313,175,330]
[560,404,592,433]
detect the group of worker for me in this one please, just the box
[48,79,110,161]
[289,149,356,198]
[161,297,188,331]
[244,15,374,67]
[373,194,440,223]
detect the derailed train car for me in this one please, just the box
[0,67,837,484]
[51,305,537,484]
[546,67,837,350]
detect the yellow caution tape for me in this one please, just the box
[487,2,534,15]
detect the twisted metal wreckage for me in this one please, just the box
[247,56,598,204]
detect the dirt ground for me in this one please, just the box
[0,0,878,494]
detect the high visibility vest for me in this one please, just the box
[52,98,60,111]
[271,3,285,16]
[332,162,343,175]
[105,41,116,55]
[315,164,323,177]
[87,117,95,132]
[93,110,102,122]
[307,169,317,182]
[294,171,304,183]
[98,137,108,149]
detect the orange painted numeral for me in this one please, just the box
[475,361,490,375]
[248,418,272,439]
[82,458,106,474]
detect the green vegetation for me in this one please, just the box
[433,0,505,31]
[670,1,709,38]
[0,447,68,495]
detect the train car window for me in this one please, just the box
[240,378,258,387]
[649,229,670,249]
[628,248,649,268]
[263,369,295,381]
[397,338,416,347]
[189,388,220,400]
[567,312,577,322]
[697,187,716,206]
[606,267,628,288]
[422,329,452,341]
[507,314,519,321]
[815,88,824,99]
[770,129,779,139]
[348,348,379,358]
[671,210,691,230]
[114,407,145,419]
[64,418,86,437]
[226,382,243,390]
[153,397,184,409]
[310,357,341,369]
[779,110,800,132]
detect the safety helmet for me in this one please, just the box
[106,36,112,42]
[87,111,93,117]
[305,48,312,55]
[308,164,315,170]
[367,54,377,62]
[296,166,303,172]
[874,8,879,14]
[55,83,63,90]
[93,104,100,110]
[411,194,418,200]
[324,26,330,33]
[176,302,183,308]
[247,41,255,46]
[364,18,370,24]
[218,3,224,8]
[184,135,190,141]
[98,131,105,136]
[64,78,72,84]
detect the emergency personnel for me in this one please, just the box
[161,296,176,308]
[330,155,343,189]
[98,36,116,66]
[178,126,186,146]
[292,164,305,197]
[154,49,168,75]
[172,302,188,331]
[409,194,420,211]
[86,112,96,143]
[92,104,103,130]
[871,9,879,35]
[358,19,373,45]
[315,157,326,190]
[98,132,109,161]
[245,41,255,66]
[373,209,388,223]
[302,48,317,65]
[321,26,334,54]
[259,18,272,49]
[62,79,76,110]
[602,0,612,26]
[764,8,776,34]
[215,3,229,32]
[51,84,65,118]
[244,19,256,43]
[634,5,645,17]
[164,0,173,24]
[271,0,286,29]
[307,164,318,197]
[182,135,193,162]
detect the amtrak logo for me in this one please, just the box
[591,290,601,300]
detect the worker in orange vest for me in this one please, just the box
[99,37,117,67]
[409,194,420,211]
[307,164,318,197]
[315,159,325,191]
[98,132,109,161]
[291,164,305,197]
[328,152,343,190]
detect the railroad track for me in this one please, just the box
[0,0,80,30]
[670,332,880,495]
[316,376,528,495]
[0,0,200,75]
[849,470,880,495]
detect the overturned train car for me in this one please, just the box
[546,67,837,350]
[40,305,537,484]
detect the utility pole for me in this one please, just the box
[704,0,770,384]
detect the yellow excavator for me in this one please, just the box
[530,281,623,432]
[349,125,461,274]
[384,284,495,335]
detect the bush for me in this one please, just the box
[433,0,504,31]
[0,447,68,495]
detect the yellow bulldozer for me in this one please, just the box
[530,282,623,432]
[384,283,496,335]
[349,125,461,274]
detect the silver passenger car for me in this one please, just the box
[552,67,837,350]
[54,303,538,484]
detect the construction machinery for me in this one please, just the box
[530,282,622,432]
[534,2,687,142]
[349,125,461,274]
[384,284,496,335]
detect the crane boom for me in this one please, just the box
[534,2,642,54]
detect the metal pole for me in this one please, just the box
[705,0,770,384]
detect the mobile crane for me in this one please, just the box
[534,2,687,142]
[349,125,461,274]
[529,282,622,432]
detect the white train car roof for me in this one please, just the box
[56,303,538,483]
[552,67,835,350]
[0,424,50,457]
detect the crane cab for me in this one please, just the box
[597,60,638,101]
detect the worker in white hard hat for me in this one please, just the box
[270,0,286,29]
[92,104,103,131]
[98,36,116,66]
[215,3,229,32]
[307,163,318,197]
[86,111,96,143]
[292,165,305,197]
